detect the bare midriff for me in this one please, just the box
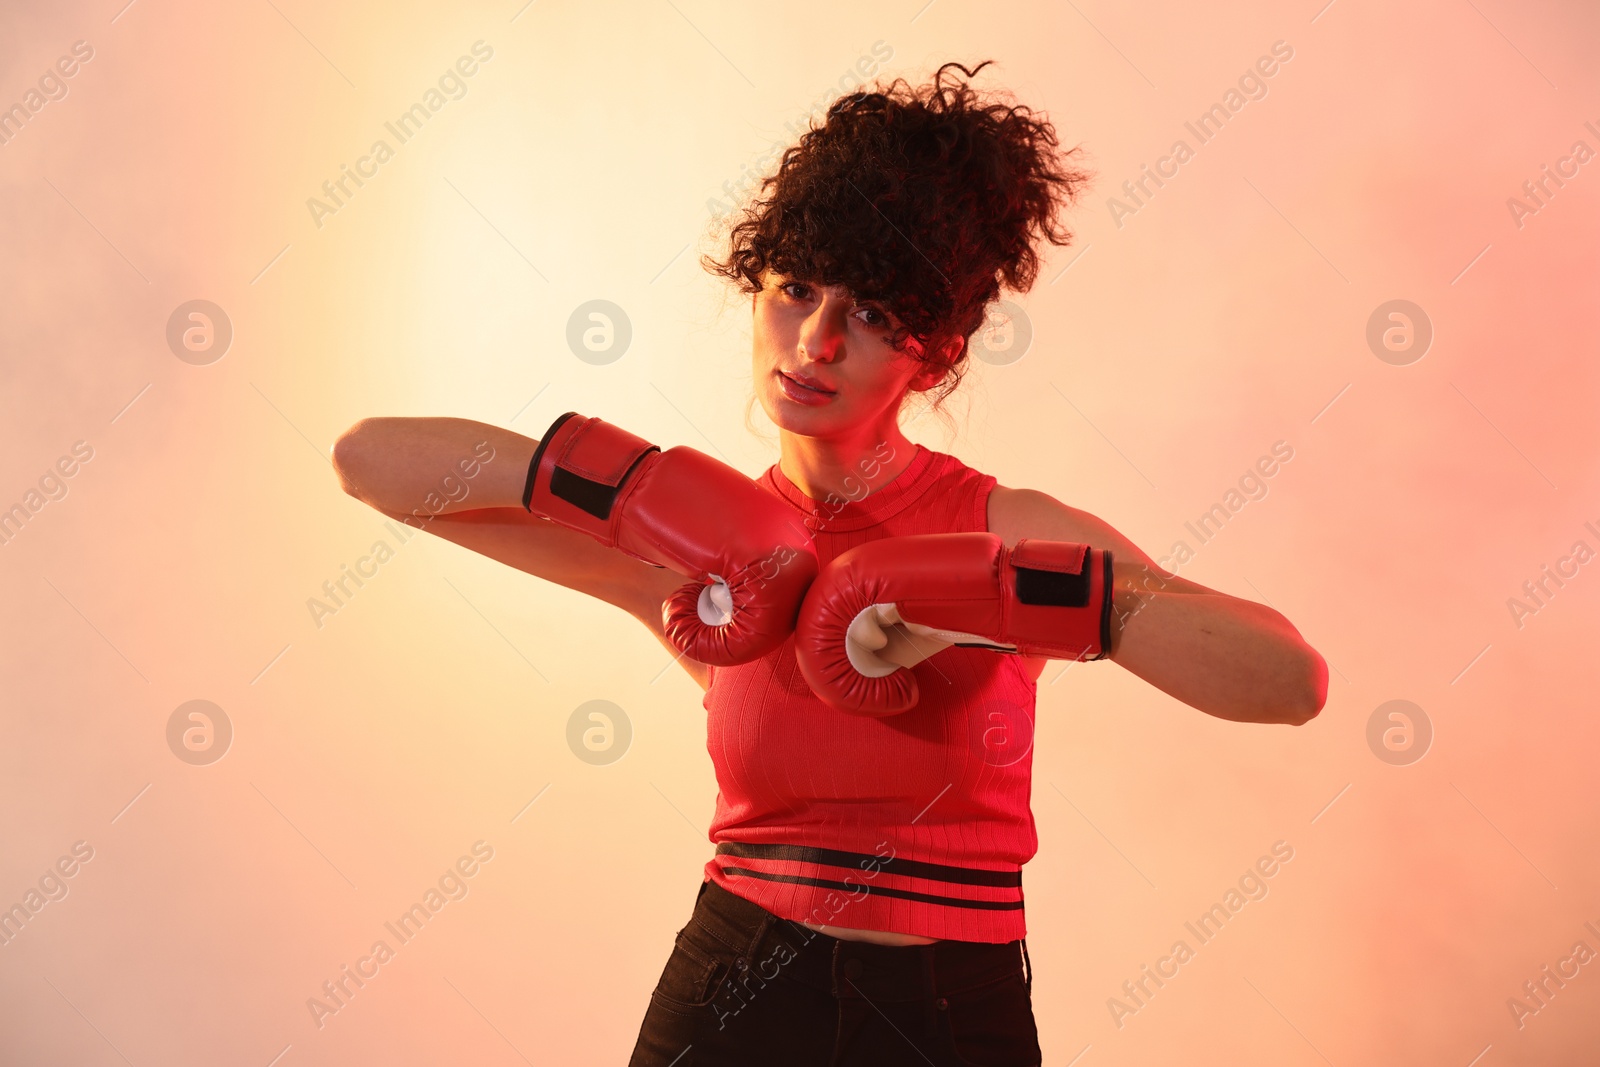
[800,920,938,946]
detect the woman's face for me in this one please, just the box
[751,270,945,440]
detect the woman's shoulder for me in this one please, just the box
[917,444,998,486]
[985,482,1123,552]
[904,446,1000,531]
[985,483,1064,542]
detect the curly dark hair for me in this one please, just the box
[704,59,1092,412]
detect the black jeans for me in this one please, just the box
[628,878,1042,1066]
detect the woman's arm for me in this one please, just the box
[332,416,533,516]
[989,486,1327,726]
[330,417,712,691]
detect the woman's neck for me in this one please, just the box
[777,424,918,502]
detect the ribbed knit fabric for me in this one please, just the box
[700,443,1040,944]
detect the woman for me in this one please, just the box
[334,61,1326,1067]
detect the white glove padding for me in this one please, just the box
[696,574,733,626]
[843,602,1018,678]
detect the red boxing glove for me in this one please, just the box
[524,412,817,666]
[794,532,1114,715]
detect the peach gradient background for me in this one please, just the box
[2,1,1597,1064]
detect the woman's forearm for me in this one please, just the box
[332,417,536,518]
[1107,565,1328,725]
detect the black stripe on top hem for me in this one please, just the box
[714,841,1022,887]
[718,865,1024,911]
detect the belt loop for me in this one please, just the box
[745,910,777,961]
[1020,938,1032,994]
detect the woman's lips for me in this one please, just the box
[777,370,836,404]
[781,370,834,393]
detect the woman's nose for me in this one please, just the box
[799,308,845,361]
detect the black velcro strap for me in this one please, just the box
[549,450,656,521]
[522,411,579,511]
[1014,564,1091,608]
[523,411,658,521]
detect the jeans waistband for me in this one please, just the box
[689,878,1029,1003]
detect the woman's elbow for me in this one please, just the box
[1236,650,1327,726]
[1280,651,1329,726]
[331,419,377,498]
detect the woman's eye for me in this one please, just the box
[859,308,886,327]
[782,282,810,300]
